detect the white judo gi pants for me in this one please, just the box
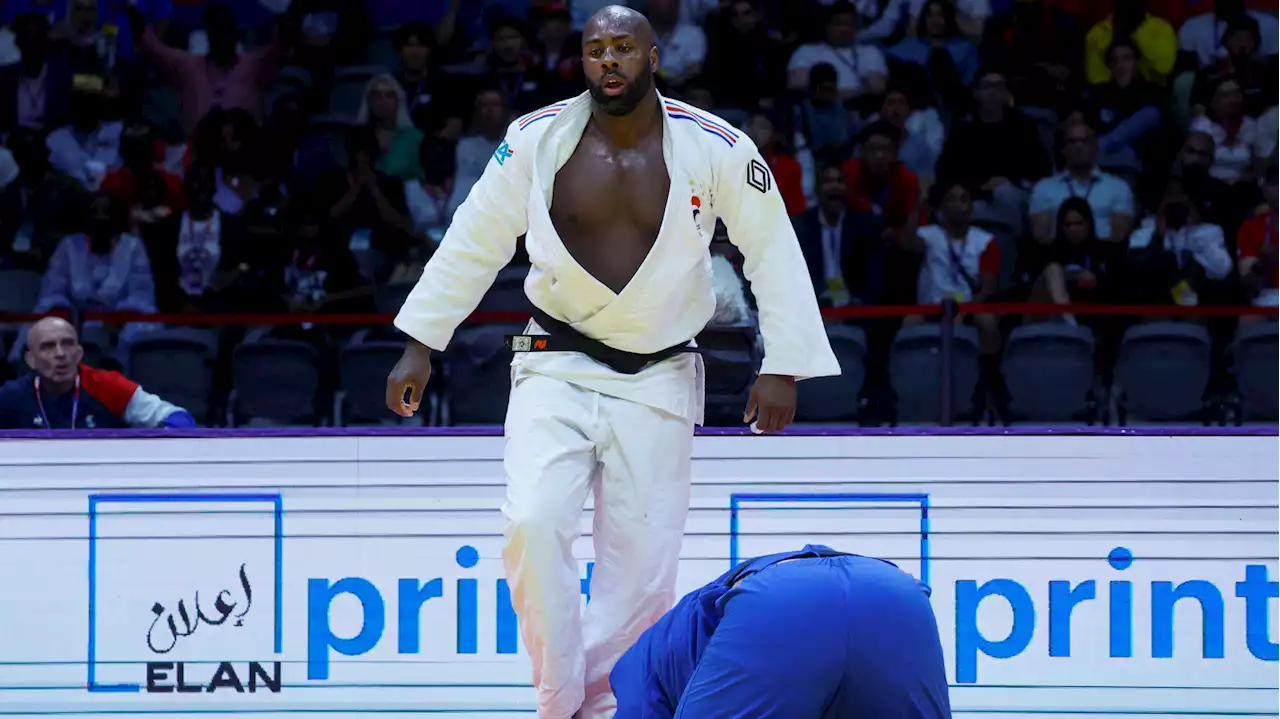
[502,373,694,719]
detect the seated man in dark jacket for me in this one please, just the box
[0,317,195,430]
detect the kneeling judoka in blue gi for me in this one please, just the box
[608,545,952,718]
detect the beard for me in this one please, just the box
[588,63,654,116]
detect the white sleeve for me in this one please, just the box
[1110,179,1136,216]
[857,45,888,77]
[787,44,818,73]
[1027,178,1057,215]
[1256,11,1280,57]
[1194,225,1232,281]
[1189,114,1215,135]
[1254,107,1278,161]
[45,129,91,186]
[123,388,186,428]
[713,140,840,380]
[393,120,529,351]
[1128,226,1155,250]
[859,0,910,42]
[403,180,433,234]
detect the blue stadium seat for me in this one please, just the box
[889,323,981,423]
[338,335,405,425]
[1113,322,1212,423]
[442,324,524,426]
[0,270,42,314]
[477,266,533,313]
[796,324,867,423]
[1001,323,1097,422]
[699,323,761,426]
[230,339,321,426]
[328,66,391,118]
[127,329,219,425]
[1232,321,1279,421]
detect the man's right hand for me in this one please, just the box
[386,340,433,417]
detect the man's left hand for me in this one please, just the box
[744,374,797,434]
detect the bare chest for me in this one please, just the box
[548,132,672,294]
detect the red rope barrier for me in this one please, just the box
[0,304,1274,326]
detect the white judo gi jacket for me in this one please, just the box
[394,91,840,420]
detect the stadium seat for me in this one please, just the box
[699,322,761,427]
[128,328,219,424]
[230,340,321,426]
[442,324,524,425]
[477,266,533,314]
[1232,322,1278,420]
[889,323,981,423]
[367,36,399,69]
[1001,323,1097,422]
[795,324,867,423]
[276,65,313,88]
[0,270,43,314]
[1113,322,1212,423]
[328,65,391,118]
[375,282,416,314]
[338,336,406,425]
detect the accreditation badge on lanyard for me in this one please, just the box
[946,237,979,301]
[826,275,851,307]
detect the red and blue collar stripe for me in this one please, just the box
[518,102,568,131]
[664,103,738,148]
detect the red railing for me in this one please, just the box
[1,302,1275,326]
[2,301,1273,427]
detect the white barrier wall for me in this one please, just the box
[0,433,1276,719]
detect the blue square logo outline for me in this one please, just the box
[86,493,284,693]
[727,492,931,588]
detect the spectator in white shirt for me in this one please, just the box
[1128,182,1233,306]
[1189,74,1259,185]
[446,87,509,220]
[1177,0,1279,68]
[1029,121,1136,245]
[648,0,706,88]
[908,179,1002,355]
[787,0,888,100]
[45,74,122,191]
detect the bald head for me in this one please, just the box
[26,316,82,387]
[28,317,77,350]
[581,6,659,116]
[584,5,654,49]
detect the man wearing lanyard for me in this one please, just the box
[1028,121,1136,246]
[785,1,887,100]
[0,316,196,430]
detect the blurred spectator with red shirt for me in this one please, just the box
[745,111,805,217]
[1237,166,1279,311]
[842,121,920,245]
[101,121,185,211]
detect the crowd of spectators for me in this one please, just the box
[0,0,1276,426]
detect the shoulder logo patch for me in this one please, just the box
[747,158,772,194]
[494,141,514,166]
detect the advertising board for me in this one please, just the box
[0,429,1275,718]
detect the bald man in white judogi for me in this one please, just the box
[388,7,839,718]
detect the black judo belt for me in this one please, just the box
[506,307,702,375]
